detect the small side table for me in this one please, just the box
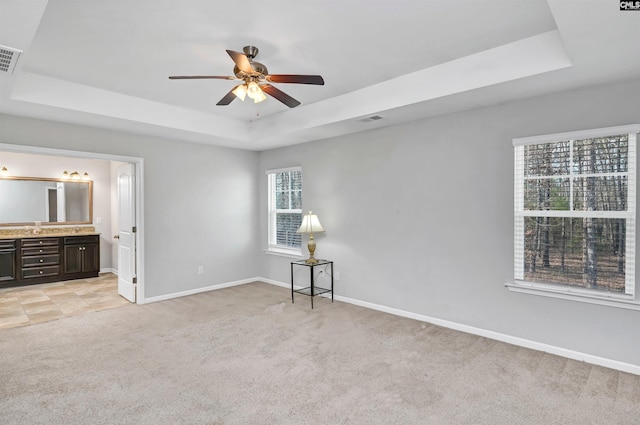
[290,259,334,309]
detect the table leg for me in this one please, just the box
[330,262,334,303]
[310,265,314,309]
[290,262,294,304]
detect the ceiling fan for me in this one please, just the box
[169,46,324,108]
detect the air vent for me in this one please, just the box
[357,115,385,123]
[0,45,22,74]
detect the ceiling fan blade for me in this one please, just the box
[226,50,255,74]
[216,87,240,106]
[169,75,236,80]
[261,84,301,108]
[266,74,324,85]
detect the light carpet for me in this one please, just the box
[1,282,638,425]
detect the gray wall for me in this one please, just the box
[0,114,260,298]
[1,78,638,367]
[258,78,640,366]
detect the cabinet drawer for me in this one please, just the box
[64,236,99,245]
[21,254,60,268]
[22,238,59,248]
[0,240,16,250]
[22,246,59,256]
[22,265,60,279]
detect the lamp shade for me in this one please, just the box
[252,89,267,103]
[296,211,325,234]
[232,84,247,101]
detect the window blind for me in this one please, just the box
[267,167,302,252]
[514,127,637,296]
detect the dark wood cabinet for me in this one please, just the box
[0,240,17,284]
[0,234,99,288]
[64,236,100,278]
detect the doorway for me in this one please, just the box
[0,143,145,303]
[46,186,58,222]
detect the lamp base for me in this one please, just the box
[305,235,319,264]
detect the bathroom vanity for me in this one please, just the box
[0,233,100,288]
[0,174,100,288]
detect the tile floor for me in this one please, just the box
[0,273,131,330]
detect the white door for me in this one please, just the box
[117,163,137,302]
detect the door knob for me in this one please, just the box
[113,235,120,239]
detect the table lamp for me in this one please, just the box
[297,211,325,264]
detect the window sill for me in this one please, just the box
[264,248,304,260]
[506,281,640,311]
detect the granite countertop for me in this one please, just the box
[0,226,99,240]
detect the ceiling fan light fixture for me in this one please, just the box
[232,84,247,101]
[247,81,260,96]
[246,81,267,103]
[169,45,324,108]
[252,88,267,103]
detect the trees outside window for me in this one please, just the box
[514,126,637,300]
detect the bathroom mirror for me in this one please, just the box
[0,177,93,226]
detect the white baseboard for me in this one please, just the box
[259,277,291,289]
[100,268,117,275]
[143,277,259,304]
[259,278,640,376]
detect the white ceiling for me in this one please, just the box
[1,1,639,151]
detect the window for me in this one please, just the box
[511,125,639,307]
[267,167,303,255]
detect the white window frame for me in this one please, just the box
[507,124,640,310]
[266,166,303,257]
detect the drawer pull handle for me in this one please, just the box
[39,241,43,244]
[40,249,43,253]
[39,270,43,274]
[40,259,44,263]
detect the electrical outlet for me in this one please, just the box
[198,266,204,275]
[335,271,340,281]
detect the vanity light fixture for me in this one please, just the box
[0,166,9,177]
[63,170,90,180]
